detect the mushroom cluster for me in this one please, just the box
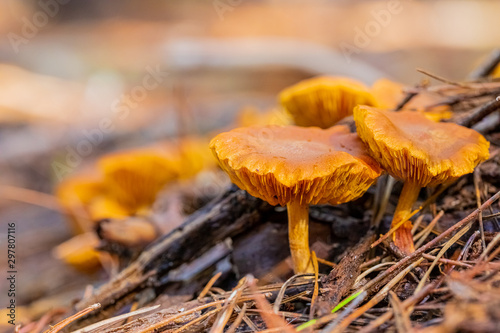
[211,75,491,272]
[57,137,215,230]
[56,137,216,272]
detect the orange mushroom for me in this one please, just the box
[55,139,216,273]
[99,147,183,215]
[354,106,490,254]
[210,125,382,273]
[279,76,377,129]
[57,137,216,228]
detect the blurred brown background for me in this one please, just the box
[2,0,499,175]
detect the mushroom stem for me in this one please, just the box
[287,201,313,274]
[392,181,421,254]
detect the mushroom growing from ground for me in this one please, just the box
[279,76,377,129]
[210,125,382,273]
[354,106,490,254]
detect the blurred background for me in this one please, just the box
[0,0,499,327]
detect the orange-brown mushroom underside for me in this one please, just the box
[354,106,490,186]
[210,125,381,206]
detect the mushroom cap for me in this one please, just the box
[354,106,490,186]
[99,146,183,211]
[210,125,382,206]
[279,76,377,129]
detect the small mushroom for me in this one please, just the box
[354,106,490,254]
[210,125,382,273]
[279,76,377,129]
[99,147,183,215]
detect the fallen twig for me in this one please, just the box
[44,304,100,333]
[468,49,500,79]
[457,96,500,127]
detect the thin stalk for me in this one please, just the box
[392,182,421,254]
[287,201,312,274]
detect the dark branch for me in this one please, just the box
[457,97,500,128]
